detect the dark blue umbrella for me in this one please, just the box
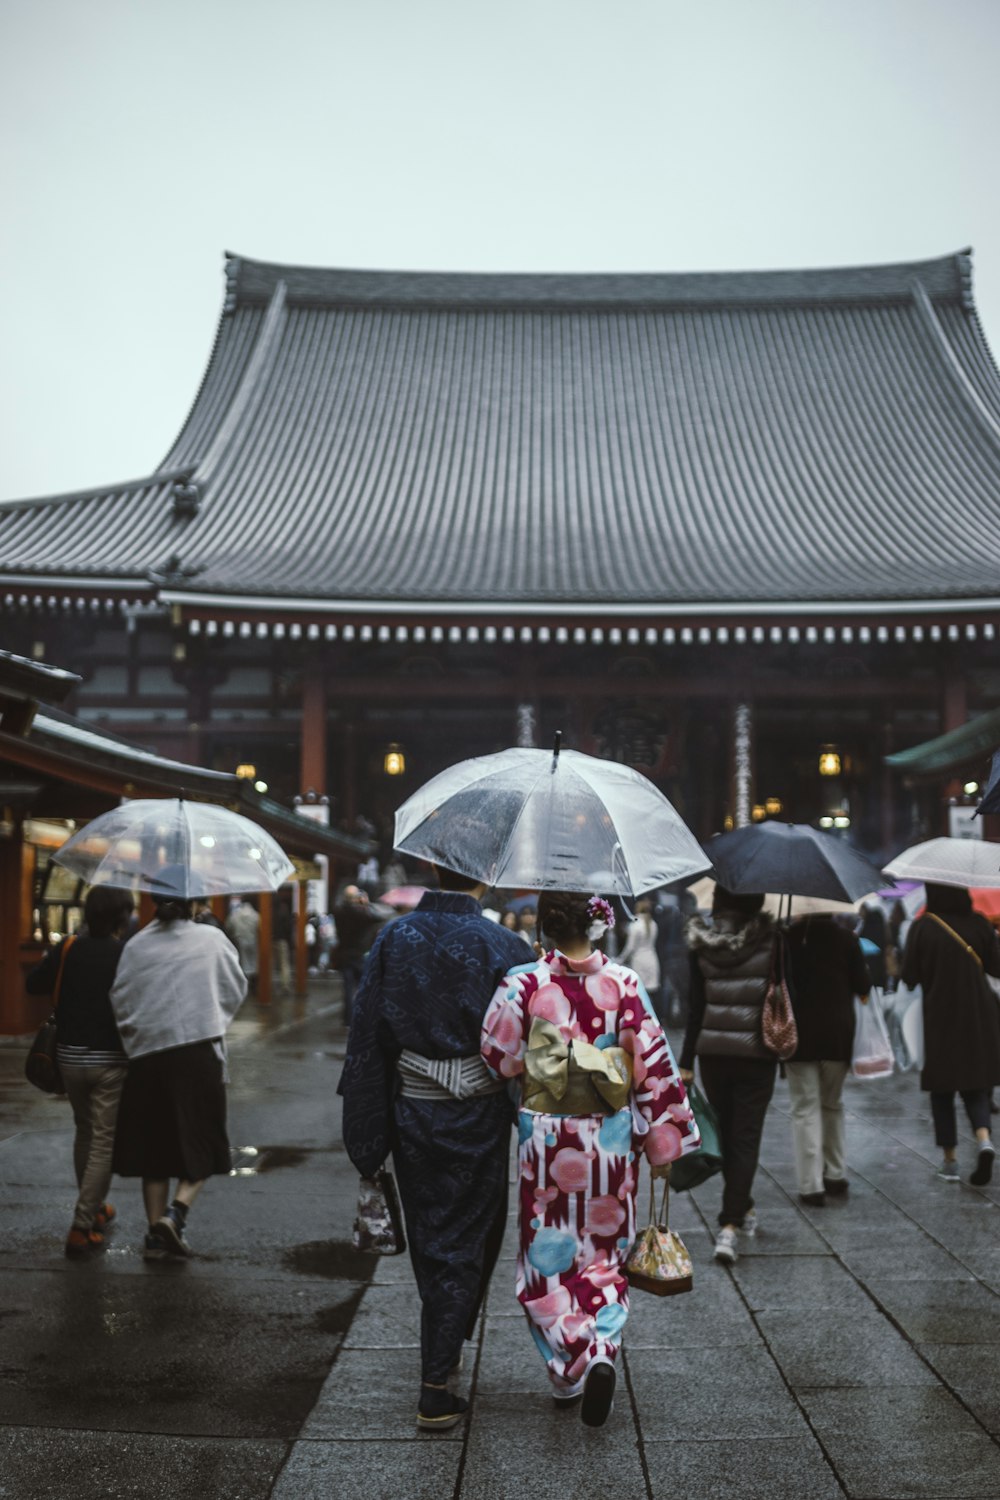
[975,750,1000,816]
[705,821,890,903]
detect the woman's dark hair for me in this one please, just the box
[83,885,134,939]
[537,891,593,947]
[435,864,482,892]
[712,885,765,918]
[152,894,193,924]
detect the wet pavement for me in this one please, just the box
[4,988,1000,1499]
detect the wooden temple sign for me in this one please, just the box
[289,856,323,883]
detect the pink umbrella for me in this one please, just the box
[382,885,429,910]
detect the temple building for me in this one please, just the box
[2,248,1000,859]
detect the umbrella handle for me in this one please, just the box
[551,730,562,771]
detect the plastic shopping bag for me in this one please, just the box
[851,990,894,1079]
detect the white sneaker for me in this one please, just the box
[742,1210,758,1239]
[714,1227,738,1265]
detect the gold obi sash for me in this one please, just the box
[521,1017,632,1116]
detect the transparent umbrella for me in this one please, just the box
[883,836,1000,890]
[393,742,710,897]
[52,798,294,897]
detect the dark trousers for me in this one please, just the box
[930,1089,992,1150]
[698,1054,777,1227]
[392,1095,511,1384]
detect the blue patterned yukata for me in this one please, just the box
[339,891,529,1383]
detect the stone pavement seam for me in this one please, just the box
[686,1188,850,1498]
[620,1349,656,1500]
[756,1162,1000,1465]
[451,1293,488,1498]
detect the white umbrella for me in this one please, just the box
[882,836,1000,890]
[53,798,294,897]
[394,743,709,897]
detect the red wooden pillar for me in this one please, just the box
[0,821,29,1033]
[210,895,226,926]
[301,671,327,798]
[138,891,155,929]
[295,889,308,997]
[257,893,273,1006]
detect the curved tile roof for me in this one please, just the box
[2,249,1000,611]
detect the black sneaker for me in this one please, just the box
[799,1191,826,1207]
[154,1210,191,1257]
[971,1143,995,1186]
[143,1230,171,1262]
[416,1385,469,1431]
[823,1178,849,1197]
[581,1359,616,1428]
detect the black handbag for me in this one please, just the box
[352,1166,407,1255]
[24,935,77,1095]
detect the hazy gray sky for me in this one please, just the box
[2,0,999,502]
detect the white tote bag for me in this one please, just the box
[851,991,895,1079]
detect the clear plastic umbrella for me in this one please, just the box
[883,836,1000,890]
[393,743,710,897]
[52,798,294,897]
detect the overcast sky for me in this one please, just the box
[2,0,999,503]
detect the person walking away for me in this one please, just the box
[226,897,260,996]
[680,886,779,1265]
[334,884,383,1023]
[273,895,294,995]
[481,891,699,1428]
[27,886,134,1259]
[110,876,248,1259]
[618,897,663,1019]
[784,914,870,1204]
[901,883,1000,1185]
[339,863,528,1431]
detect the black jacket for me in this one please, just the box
[901,884,1000,1093]
[27,934,126,1052]
[785,917,870,1063]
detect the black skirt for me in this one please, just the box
[113,1039,230,1181]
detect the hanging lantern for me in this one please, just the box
[235,763,257,780]
[764,796,783,816]
[818,747,841,777]
[384,744,406,776]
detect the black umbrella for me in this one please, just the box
[975,750,1000,816]
[705,822,890,903]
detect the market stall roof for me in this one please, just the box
[884,707,1000,777]
[0,701,372,863]
[2,250,1000,618]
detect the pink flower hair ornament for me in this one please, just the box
[587,896,615,941]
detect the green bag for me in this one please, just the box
[670,1083,723,1192]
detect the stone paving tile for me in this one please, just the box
[299,1348,465,1441]
[863,1278,1000,1344]
[754,1308,938,1389]
[270,1438,462,1500]
[628,1345,810,1440]
[839,1241,976,1283]
[796,1385,981,1437]
[461,1393,644,1500]
[643,1436,841,1500]
[476,1315,556,1395]
[341,1282,421,1348]
[732,1252,870,1312]
[916,1343,1000,1394]
[626,1266,761,1349]
[821,1433,1000,1499]
[0,1428,286,1500]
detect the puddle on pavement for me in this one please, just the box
[283,1239,377,1281]
[229,1144,311,1175]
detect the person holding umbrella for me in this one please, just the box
[481,890,699,1427]
[109,869,248,1259]
[900,883,1000,1185]
[679,886,780,1265]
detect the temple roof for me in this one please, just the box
[3,249,1000,615]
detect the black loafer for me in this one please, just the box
[799,1192,826,1207]
[581,1360,616,1428]
[823,1178,849,1196]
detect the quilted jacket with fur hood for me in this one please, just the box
[681,911,777,1065]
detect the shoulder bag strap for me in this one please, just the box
[52,934,79,1010]
[924,912,984,969]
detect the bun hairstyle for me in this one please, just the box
[153,894,193,924]
[537,891,594,948]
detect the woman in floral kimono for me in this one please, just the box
[481,891,701,1427]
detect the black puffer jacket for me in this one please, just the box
[681,912,777,1067]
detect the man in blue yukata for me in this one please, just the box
[339,862,528,1431]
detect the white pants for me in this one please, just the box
[785,1061,849,1195]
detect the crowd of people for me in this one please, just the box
[31,842,1000,1436]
